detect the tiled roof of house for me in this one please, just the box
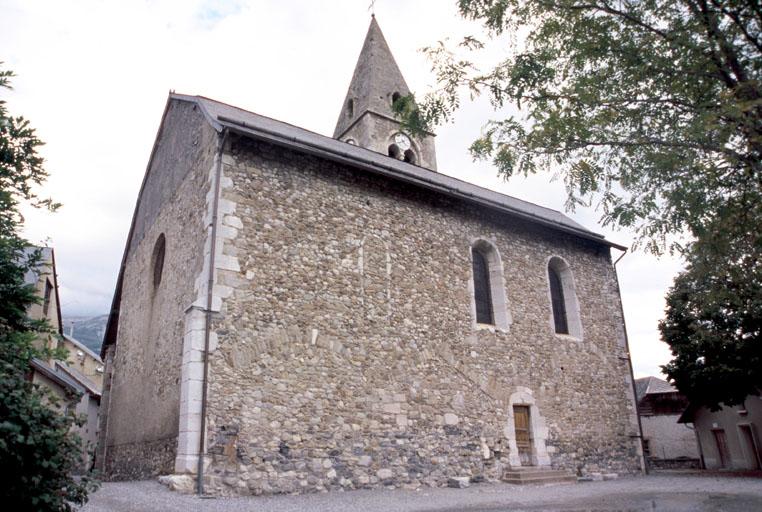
[63,334,102,363]
[55,362,101,397]
[635,376,678,402]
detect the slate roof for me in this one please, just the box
[175,93,625,250]
[635,376,678,402]
[30,358,84,396]
[55,362,101,397]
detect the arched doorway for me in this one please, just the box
[505,387,551,467]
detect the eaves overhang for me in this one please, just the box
[216,112,626,250]
[176,92,626,251]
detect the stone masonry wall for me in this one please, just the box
[102,100,218,479]
[640,414,699,461]
[202,135,642,495]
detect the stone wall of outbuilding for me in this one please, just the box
[640,414,699,461]
[200,135,642,495]
[692,396,762,470]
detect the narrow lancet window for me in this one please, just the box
[152,234,166,290]
[472,249,494,325]
[548,265,569,334]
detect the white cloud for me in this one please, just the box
[2,0,681,377]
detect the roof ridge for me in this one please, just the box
[180,93,612,241]
[63,333,103,362]
[55,362,101,396]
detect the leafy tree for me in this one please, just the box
[660,217,761,410]
[396,1,762,406]
[398,0,762,253]
[0,64,97,510]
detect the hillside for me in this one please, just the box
[61,314,108,354]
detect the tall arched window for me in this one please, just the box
[472,249,494,325]
[548,266,568,334]
[547,257,582,338]
[470,240,511,329]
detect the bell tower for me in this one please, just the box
[333,16,437,171]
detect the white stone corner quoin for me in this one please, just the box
[175,151,239,474]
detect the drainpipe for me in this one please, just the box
[197,128,228,495]
[613,248,649,474]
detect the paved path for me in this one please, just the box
[81,473,762,512]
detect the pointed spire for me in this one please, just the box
[333,17,437,171]
[333,17,411,138]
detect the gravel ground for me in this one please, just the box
[80,473,762,512]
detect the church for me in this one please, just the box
[97,17,644,495]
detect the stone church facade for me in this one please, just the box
[98,17,644,495]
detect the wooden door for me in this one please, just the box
[739,425,761,469]
[712,429,729,468]
[513,405,533,466]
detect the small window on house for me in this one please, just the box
[391,91,401,107]
[642,439,651,457]
[43,278,53,316]
[472,249,494,325]
[547,256,582,338]
[388,144,401,159]
[403,149,416,164]
[152,234,166,289]
[347,98,354,118]
[470,240,511,330]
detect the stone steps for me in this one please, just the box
[502,467,577,485]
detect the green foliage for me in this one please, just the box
[0,331,98,510]
[0,63,97,510]
[660,217,761,409]
[403,3,762,407]
[402,0,762,254]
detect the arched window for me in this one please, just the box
[347,98,354,118]
[388,144,401,159]
[391,91,401,107]
[548,266,568,334]
[472,249,494,324]
[152,234,166,289]
[547,257,582,338]
[403,149,416,164]
[470,240,511,329]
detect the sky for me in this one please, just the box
[1,0,683,378]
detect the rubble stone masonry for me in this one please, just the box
[200,135,642,495]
